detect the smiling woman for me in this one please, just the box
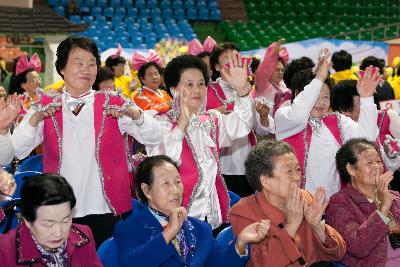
[0,173,102,267]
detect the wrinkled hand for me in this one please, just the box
[220,51,250,96]
[284,182,304,237]
[304,187,329,228]
[255,101,270,127]
[315,48,331,82]
[0,93,21,134]
[162,207,188,244]
[357,65,382,98]
[238,219,270,244]
[29,106,59,127]
[272,38,286,54]
[177,90,195,133]
[106,106,142,120]
[377,171,394,216]
[0,168,16,197]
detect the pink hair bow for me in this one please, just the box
[188,36,217,56]
[16,53,41,76]
[132,49,163,70]
[279,47,289,65]
[111,44,122,59]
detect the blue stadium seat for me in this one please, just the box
[160,0,171,9]
[216,226,234,247]
[13,171,43,198]
[147,0,158,9]
[162,8,173,19]
[59,0,69,6]
[186,8,197,20]
[96,15,107,24]
[80,6,91,15]
[0,198,21,234]
[91,6,102,17]
[210,9,221,21]
[127,7,138,17]
[229,191,241,207]
[97,0,107,7]
[97,237,118,267]
[17,155,43,173]
[84,0,95,7]
[115,7,126,17]
[135,0,146,9]
[172,0,183,9]
[54,6,65,16]
[82,15,94,23]
[138,8,150,18]
[174,9,185,20]
[209,0,219,9]
[103,7,114,18]
[121,0,133,8]
[2,164,13,174]
[69,15,82,24]
[48,0,59,6]
[110,0,121,8]
[196,0,207,8]
[151,8,161,18]
[198,9,209,20]
[183,0,194,9]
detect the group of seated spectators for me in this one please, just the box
[0,35,399,267]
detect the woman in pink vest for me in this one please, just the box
[147,53,253,232]
[0,93,20,166]
[275,49,380,198]
[11,36,161,247]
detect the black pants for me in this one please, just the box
[73,213,125,249]
[223,174,254,197]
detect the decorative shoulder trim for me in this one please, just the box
[69,225,90,248]
[30,88,62,112]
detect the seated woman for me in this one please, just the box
[326,138,400,266]
[0,173,102,266]
[0,168,17,223]
[230,140,346,267]
[114,155,269,267]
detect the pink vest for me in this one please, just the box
[40,91,132,215]
[168,113,230,223]
[206,81,257,146]
[283,114,343,189]
[377,111,400,159]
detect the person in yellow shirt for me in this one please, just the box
[330,50,358,84]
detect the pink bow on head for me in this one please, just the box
[188,36,217,56]
[132,49,163,70]
[111,44,123,59]
[16,53,41,76]
[279,47,289,65]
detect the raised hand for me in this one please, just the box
[304,187,329,228]
[0,93,21,134]
[315,48,331,82]
[357,65,383,98]
[376,171,394,216]
[284,182,304,237]
[235,219,270,255]
[0,168,16,197]
[177,90,195,133]
[271,38,286,54]
[255,101,270,127]
[29,106,59,128]
[162,207,188,244]
[220,51,250,97]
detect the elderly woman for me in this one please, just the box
[326,138,400,266]
[0,168,17,223]
[0,93,20,166]
[230,140,346,267]
[0,173,102,266]
[114,155,269,267]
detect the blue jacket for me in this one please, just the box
[114,200,249,267]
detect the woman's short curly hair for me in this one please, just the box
[283,56,315,89]
[335,138,376,184]
[210,42,238,81]
[245,140,295,191]
[163,54,209,90]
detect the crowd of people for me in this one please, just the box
[0,34,399,266]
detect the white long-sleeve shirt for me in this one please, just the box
[275,79,378,197]
[0,131,14,167]
[12,90,161,217]
[216,78,275,175]
[147,95,254,229]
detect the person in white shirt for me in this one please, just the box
[11,36,161,247]
[207,42,275,197]
[0,93,20,167]
[275,49,380,198]
[147,53,254,231]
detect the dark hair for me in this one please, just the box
[335,138,376,184]
[20,173,76,223]
[245,140,295,191]
[135,155,179,203]
[92,66,115,91]
[163,54,209,90]
[250,57,260,74]
[15,68,35,93]
[331,50,352,71]
[289,67,333,101]
[55,36,101,79]
[283,57,315,89]
[105,56,126,69]
[210,42,239,81]
[359,56,384,74]
[331,80,359,113]
[197,51,211,59]
[137,61,162,84]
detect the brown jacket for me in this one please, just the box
[230,191,346,267]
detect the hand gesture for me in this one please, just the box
[315,48,331,82]
[162,207,188,243]
[29,106,59,128]
[237,219,270,244]
[0,93,21,134]
[304,187,329,228]
[271,38,286,54]
[177,90,195,133]
[255,101,270,127]
[220,51,250,96]
[376,171,394,216]
[284,182,304,233]
[0,168,16,197]
[357,66,382,98]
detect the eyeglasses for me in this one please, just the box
[27,77,42,83]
